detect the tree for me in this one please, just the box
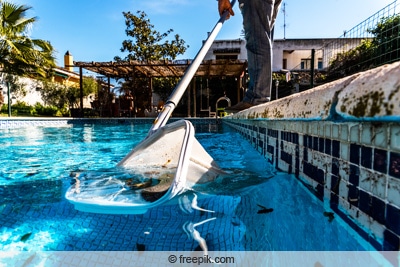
[4,73,26,97]
[67,76,97,108]
[0,0,56,115]
[115,11,188,61]
[39,80,69,109]
[0,1,56,78]
[114,11,188,114]
[40,76,97,110]
[0,87,4,109]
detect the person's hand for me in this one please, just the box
[218,0,234,19]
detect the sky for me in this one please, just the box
[11,0,397,66]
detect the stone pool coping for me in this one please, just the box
[225,61,400,122]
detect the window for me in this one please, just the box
[282,58,287,69]
[318,58,323,69]
[301,59,311,70]
[216,54,238,60]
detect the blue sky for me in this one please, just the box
[12,0,396,66]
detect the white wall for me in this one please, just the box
[204,39,247,60]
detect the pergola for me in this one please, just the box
[74,59,247,116]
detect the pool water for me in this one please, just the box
[0,122,376,251]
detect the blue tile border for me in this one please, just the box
[224,119,400,251]
[0,117,219,129]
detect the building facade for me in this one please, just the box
[205,38,368,72]
[1,51,93,109]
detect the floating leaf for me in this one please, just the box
[20,232,32,242]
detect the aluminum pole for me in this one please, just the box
[150,0,236,132]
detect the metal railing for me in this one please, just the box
[289,0,399,84]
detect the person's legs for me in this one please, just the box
[237,0,282,106]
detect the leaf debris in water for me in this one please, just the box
[323,211,335,222]
[20,232,32,242]
[136,243,146,251]
[257,204,274,214]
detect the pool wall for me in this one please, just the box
[224,61,400,251]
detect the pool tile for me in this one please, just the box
[313,136,319,151]
[373,149,388,174]
[324,124,331,138]
[371,196,386,224]
[358,168,371,192]
[340,125,349,141]
[349,165,360,186]
[374,124,388,148]
[317,168,325,185]
[318,138,325,153]
[316,184,324,200]
[383,229,400,251]
[308,135,313,149]
[348,184,359,206]
[311,122,319,135]
[386,204,400,236]
[338,160,350,182]
[325,138,332,155]
[339,180,350,199]
[331,158,340,176]
[303,147,308,161]
[293,132,299,145]
[330,192,339,208]
[303,134,308,148]
[361,146,373,168]
[389,152,400,179]
[350,144,360,165]
[387,177,400,207]
[340,142,349,161]
[332,124,340,139]
[361,124,373,146]
[349,124,359,143]
[330,174,340,194]
[390,124,400,152]
[332,140,340,158]
[358,189,371,215]
[370,172,387,200]
[369,218,385,242]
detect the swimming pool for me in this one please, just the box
[0,121,378,252]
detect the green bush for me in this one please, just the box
[12,101,37,115]
[0,102,70,117]
[328,14,400,80]
[34,103,61,116]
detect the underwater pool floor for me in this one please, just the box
[0,123,377,252]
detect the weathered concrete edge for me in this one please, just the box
[225,61,400,122]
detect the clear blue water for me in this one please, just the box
[0,122,376,251]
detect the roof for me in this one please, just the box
[54,67,80,79]
[73,59,247,79]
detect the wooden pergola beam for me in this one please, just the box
[73,59,248,117]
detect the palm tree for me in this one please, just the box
[0,0,56,78]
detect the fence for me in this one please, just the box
[290,0,400,84]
